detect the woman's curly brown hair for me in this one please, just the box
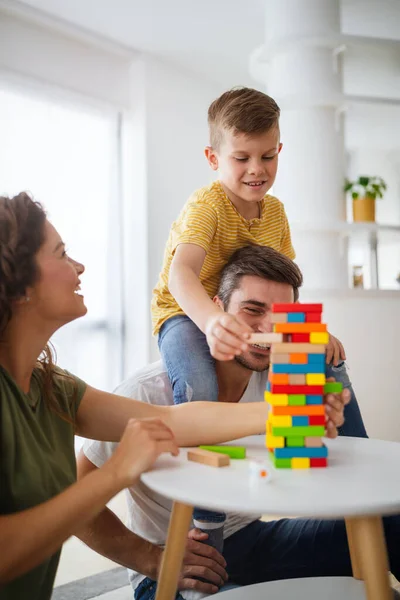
[0,192,74,421]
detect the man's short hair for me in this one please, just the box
[208,87,280,150]
[217,245,303,308]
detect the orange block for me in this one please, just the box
[275,323,327,334]
[270,404,325,416]
[290,353,308,364]
[269,373,289,385]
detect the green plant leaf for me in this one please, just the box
[359,176,369,186]
[352,191,359,200]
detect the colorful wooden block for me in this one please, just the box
[308,354,326,364]
[264,391,289,406]
[305,436,324,447]
[199,445,246,459]
[249,332,284,344]
[286,436,304,447]
[269,414,292,427]
[306,312,322,323]
[306,373,326,385]
[272,364,325,375]
[287,312,305,322]
[290,353,308,364]
[275,446,328,459]
[187,448,230,467]
[292,458,310,469]
[292,416,309,427]
[265,434,285,448]
[271,343,326,354]
[288,394,306,406]
[310,332,329,344]
[288,374,306,385]
[271,425,325,437]
[291,333,310,343]
[271,404,325,416]
[271,313,288,323]
[306,395,323,405]
[272,303,322,313]
[324,382,343,394]
[269,373,289,385]
[271,353,290,364]
[309,415,326,426]
[275,323,327,334]
[271,456,292,468]
[270,384,324,395]
[310,458,328,468]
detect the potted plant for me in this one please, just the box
[344,176,387,222]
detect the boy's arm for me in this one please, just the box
[169,244,251,360]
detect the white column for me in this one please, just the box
[255,0,348,289]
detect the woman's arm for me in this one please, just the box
[76,385,268,445]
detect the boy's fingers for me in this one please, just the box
[213,328,248,353]
[219,315,252,339]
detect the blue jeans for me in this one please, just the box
[134,578,240,600]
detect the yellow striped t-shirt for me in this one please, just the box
[151,180,295,334]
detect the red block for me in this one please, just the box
[309,415,326,426]
[270,384,324,395]
[306,312,322,323]
[272,303,323,314]
[291,333,310,343]
[311,458,328,468]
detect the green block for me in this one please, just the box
[287,436,304,447]
[199,445,246,459]
[288,394,306,406]
[271,425,325,437]
[324,382,343,394]
[272,455,292,469]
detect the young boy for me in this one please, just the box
[151,87,345,562]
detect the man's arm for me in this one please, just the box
[76,452,227,594]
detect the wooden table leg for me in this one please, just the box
[345,518,363,579]
[350,515,392,600]
[155,501,193,600]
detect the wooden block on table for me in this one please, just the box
[272,303,323,313]
[264,391,289,406]
[275,446,328,459]
[288,373,306,385]
[310,332,329,344]
[265,433,285,448]
[271,404,325,416]
[287,312,305,323]
[275,323,327,334]
[291,333,310,343]
[290,353,308,364]
[306,373,326,385]
[249,332,283,344]
[269,373,289,385]
[271,313,288,323]
[271,455,292,469]
[288,394,306,406]
[199,445,246,459]
[292,458,311,469]
[270,384,324,395]
[306,312,322,323]
[271,343,326,354]
[187,448,230,467]
[311,458,328,467]
[271,425,325,437]
[305,436,324,447]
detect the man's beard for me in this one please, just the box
[235,352,270,373]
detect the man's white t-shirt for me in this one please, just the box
[83,360,267,594]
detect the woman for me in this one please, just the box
[0,193,347,600]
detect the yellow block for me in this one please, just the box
[292,458,310,469]
[310,332,329,344]
[264,391,289,406]
[269,414,292,427]
[266,433,285,448]
[306,373,326,385]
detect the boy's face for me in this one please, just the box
[205,128,282,205]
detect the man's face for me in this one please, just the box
[219,275,294,372]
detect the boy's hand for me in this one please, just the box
[326,332,346,366]
[205,313,252,361]
[324,378,351,438]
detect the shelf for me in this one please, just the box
[291,222,400,235]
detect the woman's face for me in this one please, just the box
[27,219,87,327]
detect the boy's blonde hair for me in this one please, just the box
[208,87,280,150]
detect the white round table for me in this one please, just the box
[141,436,400,600]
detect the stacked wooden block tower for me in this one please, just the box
[265,303,342,469]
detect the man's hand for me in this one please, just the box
[166,528,228,594]
[205,313,252,361]
[326,332,346,366]
[324,378,351,438]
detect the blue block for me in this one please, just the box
[292,416,309,426]
[275,446,328,459]
[288,312,305,323]
[306,395,324,405]
[308,354,326,365]
[271,364,326,375]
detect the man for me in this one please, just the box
[77,246,393,600]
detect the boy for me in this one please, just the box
[151,87,345,558]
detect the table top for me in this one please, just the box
[211,577,367,599]
[141,436,400,518]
